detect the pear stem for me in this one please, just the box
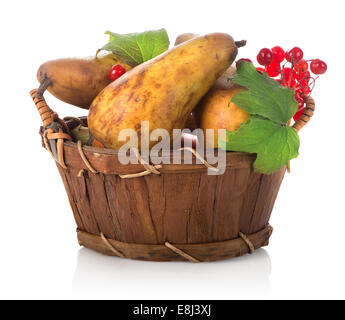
[235,40,247,48]
[37,76,52,98]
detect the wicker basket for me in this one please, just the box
[30,87,315,262]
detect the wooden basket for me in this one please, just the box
[30,87,315,262]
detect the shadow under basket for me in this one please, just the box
[30,88,315,262]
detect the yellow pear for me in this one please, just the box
[194,75,250,148]
[88,33,242,149]
[37,53,131,109]
[174,33,199,45]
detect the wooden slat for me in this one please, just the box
[64,167,100,234]
[249,168,286,233]
[56,165,85,230]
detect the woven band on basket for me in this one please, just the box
[75,144,220,179]
[164,242,200,263]
[76,143,162,178]
[239,232,255,253]
[100,231,264,263]
[100,233,125,258]
[77,225,273,262]
[100,232,200,262]
[178,147,220,173]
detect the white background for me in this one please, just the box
[0,0,344,300]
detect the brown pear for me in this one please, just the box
[194,75,249,148]
[174,33,199,45]
[88,33,241,150]
[37,53,131,109]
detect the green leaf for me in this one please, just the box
[231,61,298,124]
[222,61,301,174]
[225,116,300,174]
[100,29,170,67]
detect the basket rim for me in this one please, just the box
[59,139,258,175]
[64,139,254,158]
[63,116,256,158]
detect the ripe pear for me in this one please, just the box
[88,33,242,150]
[194,76,249,148]
[174,32,237,133]
[174,33,199,45]
[37,53,131,109]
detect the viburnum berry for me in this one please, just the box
[297,82,311,95]
[293,108,305,121]
[310,59,327,74]
[271,46,285,63]
[296,86,309,96]
[285,67,297,78]
[296,88,303,97]
[295,91,304,104]
[266,61,281,77]
[236,58,252,68]
[109,64,126,81]
[282,67,297,84]
[297,70,310,81]
[299,78,309,89]
[283,78,297,88]
[303,86,311,95]
[285,47,304,63]
[257,48,273,66]
[294,60,308,73]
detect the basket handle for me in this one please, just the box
[30,81,72,168]
[30,88,58,128]
[292,95,315,132]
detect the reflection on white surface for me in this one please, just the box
[71,247,272,299]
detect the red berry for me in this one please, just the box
[297,69,311,94]
[266,61,281,77]
[296,88,303,97]
[271,46,285,63]
[297,83,311,95]
[294,60,308,73]
[300,78,309,88]
[282,67,297,83]
[109,64,126,81]
[310,59,327,74]
[297,70,310,81]
[296,87,310,98]
[236,58,252,68]
[283,79,297,88]
[295,91,305,111]
[293,108,305,121]
[303,86,311,95]
[295,91,304,104]
[287,67,297,78]
[285,47,304,63]
[257,48,273,66]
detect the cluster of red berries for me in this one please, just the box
[237,47,327,121]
